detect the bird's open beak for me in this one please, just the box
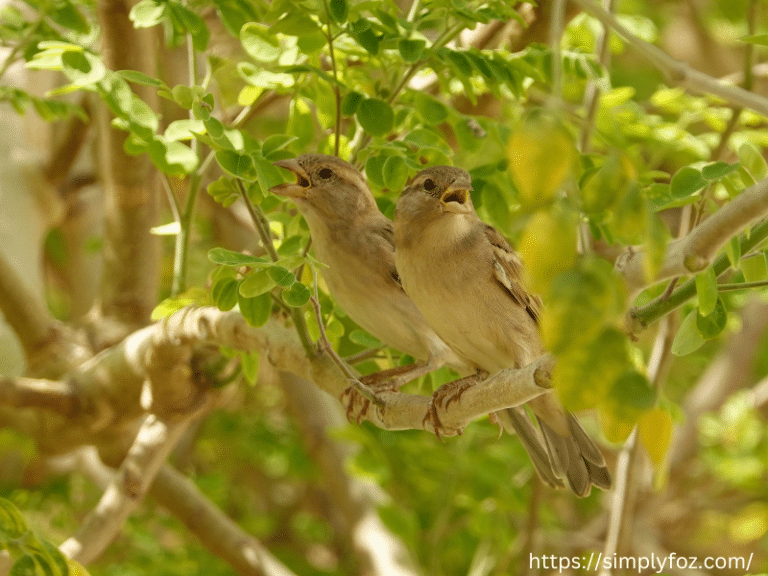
[440,185,471,213]
[270,159,311,198]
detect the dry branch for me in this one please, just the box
[573,0,768,117]
[616,176,768,296]
[60,328,212,565]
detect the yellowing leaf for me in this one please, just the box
[554,327,631,411]
[638,407,673,466]
[518,207,577,296]
[599,407,635,443]
[508,112,578,207]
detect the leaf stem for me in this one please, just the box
[630,217,768,331]
[236,179,314,356]
[322,0,342,157]
[309,264,381,406]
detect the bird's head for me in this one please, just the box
[270,154,376,223]
[395,165,475,230]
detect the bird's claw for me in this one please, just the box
[340,376,396,424]
[422,378,475,440]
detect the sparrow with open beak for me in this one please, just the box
[269,154,467,409]
[393,166,611,496]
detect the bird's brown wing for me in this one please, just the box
[368,216,404,289]
[483,224,541,323]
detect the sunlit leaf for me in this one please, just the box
[638,407,673,466]
[695,267,718,316]
[671,309,706,356]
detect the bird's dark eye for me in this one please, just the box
[318,168,333,179]
[423,179,436,191]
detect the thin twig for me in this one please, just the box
[236,179,315,355]
[321,0,342,157]
[572,0,768,117]
[350,22,464,163]
[308,263,381,405]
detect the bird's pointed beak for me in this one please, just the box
[270,159,311,198]
[440,185,472,213]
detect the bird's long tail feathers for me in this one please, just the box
[504,408,564,490]
[538,413,612,497]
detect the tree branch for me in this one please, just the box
[0,249,89,376]
[628,216,768,332]
[60,328,212,565]
[277,371,420,576]
[150,465,300,576]
[572,0,768,117]
[146,307,553,435]
[617,176,768,298]
[97,0,160,328]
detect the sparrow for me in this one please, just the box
[393,165,611,496]
[269,154,467,406]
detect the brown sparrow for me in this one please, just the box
[393,165,611,496]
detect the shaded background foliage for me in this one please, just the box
[0,0,767,574]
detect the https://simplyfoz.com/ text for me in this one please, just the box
[529,551,754,573]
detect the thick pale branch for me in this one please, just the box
[163,307,553,434]
[572,0,768,117]
[0,376,79,415]
[60,335,211,565]
[616,176,768,296]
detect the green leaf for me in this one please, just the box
[352,23,380,54]
[207,177,240,207]
[171,3,210,51]
[254,156,285,192]
[239,269,277,297]
[267,265,296,287]
[697,297,727,340]
[349,329,381,348]
[739,33,768,46]
[398,38,425,63]
[669,166,707,199]
[171,84,196,109]
[212,277,239,311]
[328,0,348,24]
[738,143,768,181]
[412,92,448,125]
[741,252,768,282]
[61,51,106,87]
[695,267,718,316]
[238,290,272,327]
[49,2,90,34]
[208,248,268,267]
[282,282,311,307]
[241,22,281,62]
[269,12,319,36]
[129,0,166,27]
[365,155,387,189]
[701,161,739,181]
[445,50,473,76]
[240,351,260,384]
[726,236,742,268]
[262,134,298,158]
[356,98,394,137]
[341,91,363,116]
[0,497,30,539]
[671,309,706,356]
[382,155,408,191]
[216,150,255,180]
[555,327,630,411]
[119,70,164,87]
